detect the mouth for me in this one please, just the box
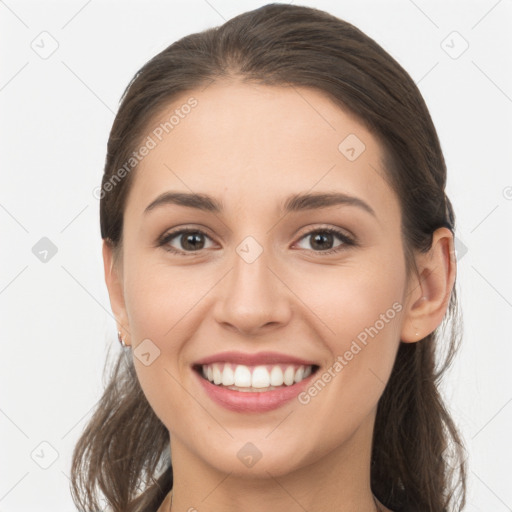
[191,351,320,412]
[193,362,319,392]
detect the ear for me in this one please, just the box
[102,239,130,346]
[400,227,456,343]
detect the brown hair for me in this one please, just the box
[71,3,467,511]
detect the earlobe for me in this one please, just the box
[102,239,130,344]
[400,227,456,343]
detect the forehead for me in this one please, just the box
[125,81,398,221]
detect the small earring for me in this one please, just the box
[118,330,128,347]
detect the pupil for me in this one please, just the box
[312,232,333,250]
[183,233,204,250]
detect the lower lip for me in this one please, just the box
[195,369,316,413]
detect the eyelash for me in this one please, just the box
[157,226,356,257]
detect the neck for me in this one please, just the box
[168,408,382,512]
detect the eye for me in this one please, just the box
[158,228,215,255]
[294,227,356,255]
[157,226,356,256]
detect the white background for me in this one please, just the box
[1,0,511,510]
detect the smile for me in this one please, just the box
[198,363,315,391]
[192,351,320,412]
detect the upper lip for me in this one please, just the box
[193,351,318,367]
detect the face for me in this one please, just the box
[108,81,414,478]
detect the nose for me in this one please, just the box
[212,244,293,336]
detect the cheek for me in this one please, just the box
[123,258,204,339]
[294,254,406,420]
[122,261,192,413]
[301,261,405,347]
[122,260,212,417]
[294,268,405,432]
[343,276,403,341]
[124,261,194,426]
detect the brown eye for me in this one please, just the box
[295,228,355,255]
[159,229,215,254]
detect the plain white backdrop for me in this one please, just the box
[1,0,511,510]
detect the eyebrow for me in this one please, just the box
[143,191,376,217]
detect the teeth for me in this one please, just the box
[283,366,295,386]
[212,363,222,385]
[294,366,304,383]
[270,366,284,386]
[200,363,314,390]
[251,366,270,388]
[233,365,252,387]
[221,364,235,386]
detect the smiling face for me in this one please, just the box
[104,80,417,479]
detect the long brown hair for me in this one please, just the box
[71,4,467,511]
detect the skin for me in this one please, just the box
[103,80,456,512]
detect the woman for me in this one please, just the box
[71,3,467,511]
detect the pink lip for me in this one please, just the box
[196,375,315,412]
[192,358,318,413]
[193,350,317,367]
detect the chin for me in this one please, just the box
[192,435,320,479]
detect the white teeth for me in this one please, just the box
[251,366,270,388]
[294,366,304,383]
[212,363,222,385]
[270,366,284,386]
[221,364,235,386]
[233,365,252,387]
[200,363,314,390]
[283,366,295,386]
